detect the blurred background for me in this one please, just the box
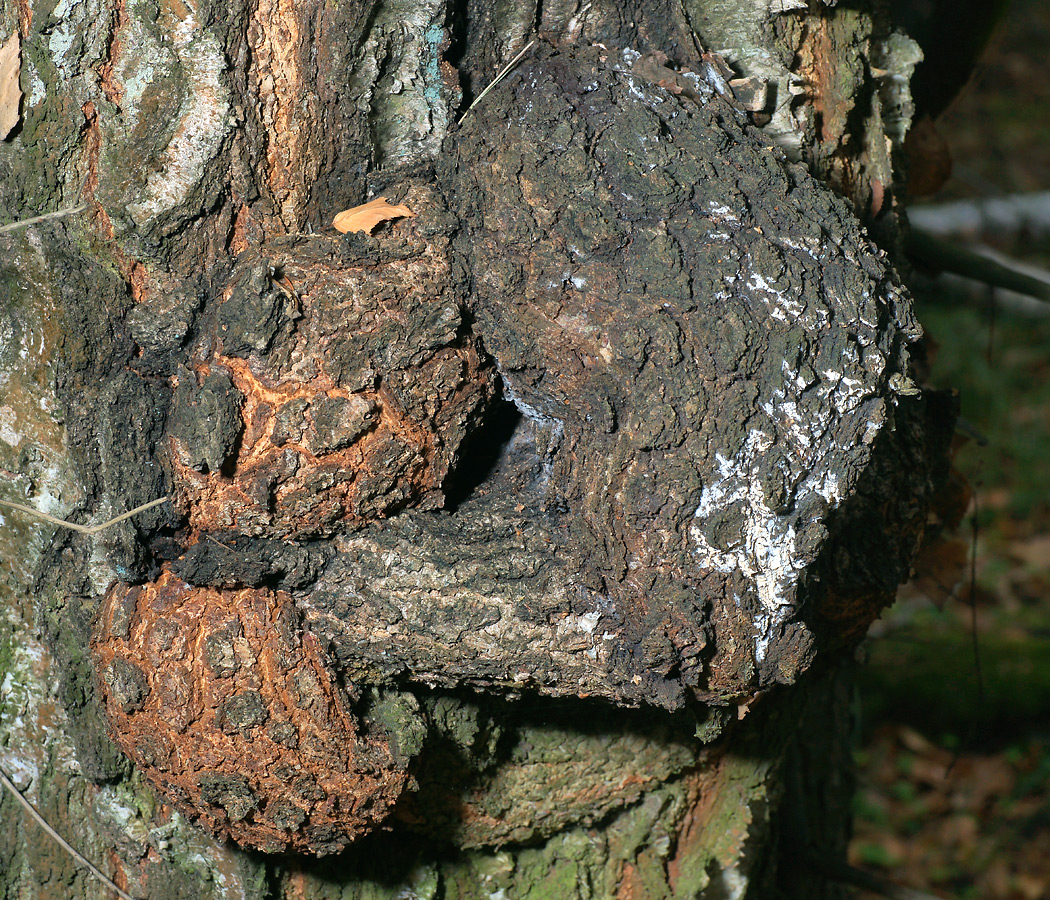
[850,0,1050,897]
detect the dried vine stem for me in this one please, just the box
[0,496,168,534]
[457,40,536,124]
[0,767,138,900]
[0,204,87,234]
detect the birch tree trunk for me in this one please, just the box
[0,1,953,898]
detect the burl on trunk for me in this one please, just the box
[80,44,953,855]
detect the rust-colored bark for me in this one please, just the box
[92,570,408,854]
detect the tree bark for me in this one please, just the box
[0,1,952,898]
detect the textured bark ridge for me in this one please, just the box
[81,42,949,855]
[454,43,920,689]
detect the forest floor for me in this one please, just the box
[850,1,1050,898]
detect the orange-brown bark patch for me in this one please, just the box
[92,569,408,855]
[98,0,128,106]
[127,260,148,303]
[169,353,440,539]
[16,0,31,35]
[616,862,643,900]
[168,192,495,539]
[247,0,314,230]
[797,19,838,145]
[665,760,730,891]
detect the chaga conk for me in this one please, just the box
[91,43,953,854]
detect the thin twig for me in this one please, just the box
[906,228,1050,304]
[0,767,137,900]
[0,496,168,535]
[205,532,233,551]
[0,204,88,235]
[458,40,536,125]
[967,492,986,703]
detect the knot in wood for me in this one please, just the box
[167,183,495,540]
[438,43,930,693]
[82,42,953,857]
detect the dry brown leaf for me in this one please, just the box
[332,197,414,235]
[0,32,21,141]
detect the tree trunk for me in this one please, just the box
[0,1,952,898]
